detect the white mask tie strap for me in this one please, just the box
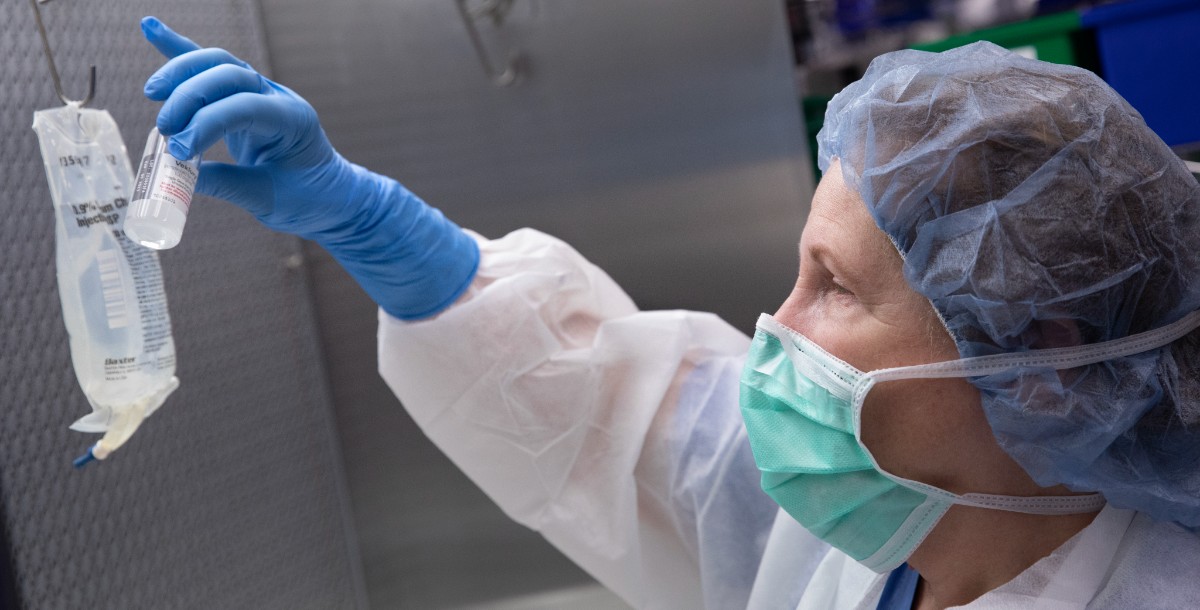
[866,310,1200,386]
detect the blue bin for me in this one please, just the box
[1082,0,1200,148]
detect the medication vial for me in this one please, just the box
[124,127,200,250]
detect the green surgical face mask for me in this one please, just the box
[738,313,1145,573]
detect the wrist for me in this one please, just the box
[287,158,379,242]
[309,164,480,320]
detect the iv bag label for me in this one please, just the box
[104,356,139,381]
[99,232,175,383]
[96,249,131,330]
[59,197,128,239]
[115,232,174,361]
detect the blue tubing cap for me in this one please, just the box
[73,447,97,469]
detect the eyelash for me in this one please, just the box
[827,276,853,296]
[798,255,855,302]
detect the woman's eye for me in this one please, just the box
[830,279,853,296]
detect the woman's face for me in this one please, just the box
[773,160,1041,495]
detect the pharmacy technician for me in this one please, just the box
[141,16,1200,609]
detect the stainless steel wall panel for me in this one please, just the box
[259,1,812,608]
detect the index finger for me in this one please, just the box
[141,16,201,59]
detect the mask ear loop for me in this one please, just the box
[851,374,1107,513]
[848,310,1200,511]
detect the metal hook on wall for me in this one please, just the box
[455,0,520,87]
[30,0,96,106]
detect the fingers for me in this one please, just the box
[196,161,274,217]
[145,47,256,102]
[157,64,271,136]
[169,92,292,160]
[140,17,201,59]
[142,17,256,107]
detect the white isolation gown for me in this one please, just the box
[378,229,1200,610]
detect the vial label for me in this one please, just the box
[131,153,157,202]
[133,153,199,211]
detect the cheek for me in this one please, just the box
[858,377,994,491]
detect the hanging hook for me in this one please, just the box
[30,0,96,106]
[455,0,520,87]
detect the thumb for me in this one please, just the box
[196,161,274,219]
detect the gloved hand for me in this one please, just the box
[140,16,478,320]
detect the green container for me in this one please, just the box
[912,11,1082,65]
[802,95,832,180]
[804,12,1086,180]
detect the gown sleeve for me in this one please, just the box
[378,228,780,609]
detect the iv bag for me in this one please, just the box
[32,104,179,465]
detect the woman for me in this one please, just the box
[141,16,1200,609]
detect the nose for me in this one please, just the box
[771,280,810,335]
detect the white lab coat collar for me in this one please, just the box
[749,504,1136,610]
[963,504,1135,609]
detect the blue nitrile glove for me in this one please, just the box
[140,16,478,320]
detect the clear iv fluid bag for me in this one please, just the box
[124,127,200,250]
[32,105,179,464]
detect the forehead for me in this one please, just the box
[803,161,900,270]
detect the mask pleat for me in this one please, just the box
[762,469,931,561]
[741,385,873,473]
